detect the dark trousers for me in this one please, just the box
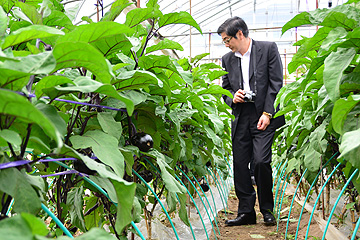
[232,103,275,215]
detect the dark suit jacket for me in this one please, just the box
[221,39,285,139]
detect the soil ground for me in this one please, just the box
[209,190,323,240]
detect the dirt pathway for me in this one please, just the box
[209,190,323,240]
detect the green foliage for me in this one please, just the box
[275,3,360,192]
[0,0,231,239]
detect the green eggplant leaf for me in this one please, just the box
[111,179,136,233]
[98,112,122,140]
[309,123,327,154]
[0,167,41,214]
[34,75,74,98]
[339,128,360,169]
[16,2,42,24]
[303,146,322,172]
[146,38,184,54]
[56,21,133,56]
[101,0,133,22]
[67,186,86,232]
[36,103,67,138]
[0,51,56,75]
[282,12,312,34]
[52,42,114,84]
[340,72,360,95]
[70,130,125,177]
[320,10,357,30]
[0,0,16,13]
[1,25,64,50]
[0,89,62,148]
[147,149,187,194]
[332,96,359,135]
[0,6,8,36]
[43,10,74,30]
[0,129,21,146]
[0,213,48,240]
[292,27,332,63]
[197,83,232,98]
[138,55,179,73]
[323,47,356,102]
[177,192,190,226]
[113,70,161,91]
[158,11,202,34]
[125,7,162,28]
[318,27,347,56]
[53,76,134,115]
[76,228,118,240]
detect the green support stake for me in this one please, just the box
[285,168,307,240]
[322,169,359,240]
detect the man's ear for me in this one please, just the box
[237,30,243,39]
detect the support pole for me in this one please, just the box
[189,0,192,59]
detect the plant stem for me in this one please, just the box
[20,124,32,159]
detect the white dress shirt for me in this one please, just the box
[234,39,252,92]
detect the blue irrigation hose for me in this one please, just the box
[304,161,343,240]
[275,170,289,214]
[285,168,308,240]
[294,152,339,239]
[193,176,221,235]
[142,159,196,240]
[204,175,218,216]
[207,167,227,214]
[173,173,211,240]
[273,159,288,212]
[130,222,146,240]
[132,169,180,240]
[276,171,293,232]
[176,166,217,240]
[322,169,359,240]
[272,162,282,189]
[41,203,74,238]
[216,169,230,204]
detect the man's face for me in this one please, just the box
[221,30,244,53]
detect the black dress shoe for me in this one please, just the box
[225,211,256,226]
[263,212,276,226]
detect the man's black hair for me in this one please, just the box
[217,16,249,38]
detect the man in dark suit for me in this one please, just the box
[217,17,285,226]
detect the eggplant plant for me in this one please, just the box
[0,0,232,239]
[274,0,360,214]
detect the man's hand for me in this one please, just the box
[233,89,245,104]
[257,114,271,131]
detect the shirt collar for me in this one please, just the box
[235,38,252,58]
